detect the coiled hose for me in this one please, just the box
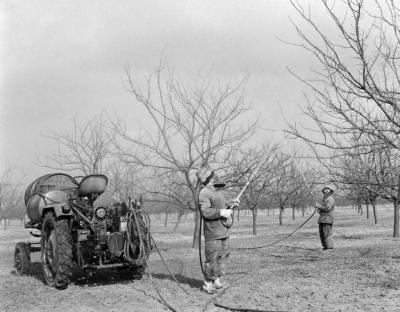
[124,210,151,264]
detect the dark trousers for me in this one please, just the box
[204,238,228,282]
[319,223,333,249]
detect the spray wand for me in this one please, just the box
[222,159,265,227]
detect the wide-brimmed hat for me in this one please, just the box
[322,185,335,193]
[196,166,214,185]
[213,174,226,188]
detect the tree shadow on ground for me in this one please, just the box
[150,272,203,289]
[11,261,144,288]
[73,268,144,287]
[11,261,235,290]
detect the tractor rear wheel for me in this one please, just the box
[41,212,73,289]
[14,242,30,275]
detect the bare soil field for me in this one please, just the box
[1,205,400,312]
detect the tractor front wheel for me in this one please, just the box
[41,212,73,289]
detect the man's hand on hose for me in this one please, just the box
[220,209,233,219]
[228,199,240,209]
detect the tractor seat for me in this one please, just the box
[78,174,108,197]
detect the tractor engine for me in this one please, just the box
[74,200,130,267]
[92,206,110,240]
[92,205,126,259]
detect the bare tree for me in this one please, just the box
[268,155,295,226]
[367,147,400,237]
[106,161,145,201]
[43,114,115,175]
[0,170,25,229]
[332,141,400,234]
[141,169,194,231]
[287,0,400,155]
[269,157,320,226]
[40,114,145,207]
[332,147,381,224]
[228,145,282,235]
[112,60,258,247]
[288,175,309,221]
[285,1,400,236]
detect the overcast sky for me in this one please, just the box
[0,0,329,183]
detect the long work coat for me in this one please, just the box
[318,195,335,224]
[199,185,229,241]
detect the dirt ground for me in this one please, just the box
[1,205,400,312]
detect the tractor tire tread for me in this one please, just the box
[42,212,73,289]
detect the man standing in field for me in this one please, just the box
[197,165,238,294]
[316,185,335,250]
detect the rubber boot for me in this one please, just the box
[202,280,217,294]
[213,277,225,289]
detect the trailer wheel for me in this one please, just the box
[41,212,73,289]
[14,243,30,275]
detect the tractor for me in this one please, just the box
[14,173,151,289]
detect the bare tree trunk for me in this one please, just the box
[267,208,270,216]
[292,206,295,220]
[372,201,378,224]
[252,208,257,236]
[192,209,201,248]
[237,209,240,222]
[279,207,284,226]
[302,207,305,217]
[164,211,168,227]
[366,203,370,219]
[394,200,400,238]
[173,213,183,232]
